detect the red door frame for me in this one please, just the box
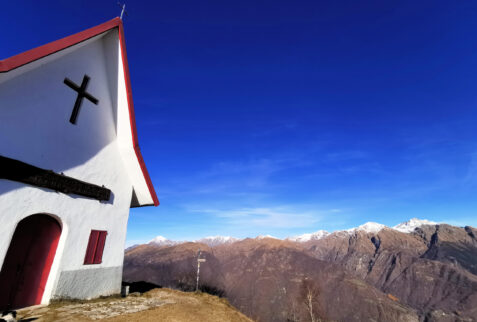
[0,214,62,310]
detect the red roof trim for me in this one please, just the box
[118,22,160,206]
[0,18,159,206]
[0,18,121,72]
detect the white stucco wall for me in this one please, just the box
[0,30,139,302]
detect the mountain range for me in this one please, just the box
[123,219,477,321]
[141,218,437,246]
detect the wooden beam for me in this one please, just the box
[0,155,111,201]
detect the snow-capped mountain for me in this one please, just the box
[393,218,438,233]
[286,223,387,243]
[148,235,239,247]
[256,234,278,240]
[346,222,387,234]
[287,219,437,243]
[125,218,477,321]
[288,230,330,242]
[148,236,179,246]
[143,218,440,248]
[196,236,240,246]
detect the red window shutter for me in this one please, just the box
[84,230,107,265]
[93,231,107,264]
[84,230,99,264]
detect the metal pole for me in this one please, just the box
[196,249,201,292]
[120,4,126,20]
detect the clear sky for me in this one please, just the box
[2,1,477,246]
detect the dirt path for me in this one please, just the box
[17,289,252,322]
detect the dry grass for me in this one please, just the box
[106,289,252,322]
[17,288,252,322]
[387,293,399,302]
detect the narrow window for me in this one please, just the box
[84,230,107,264]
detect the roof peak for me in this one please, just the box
[0,18,122,73]
[0,17,158,207]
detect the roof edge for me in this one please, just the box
[118,21,160,207]
[0,17,159,206]
[0,17,122,72]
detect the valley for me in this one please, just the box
[123,219,477,321]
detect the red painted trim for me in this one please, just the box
[118,21,160,206]
[84,230,99,265]
[93,231,108,264]
[0,18,121,73]
[0,215,62,309]
[0,18,159,206]
[84,230,108,264]
[36,218,61,305]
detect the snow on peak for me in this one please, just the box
[150,236,167,243]
[196,236,239,246]
[393,218,437,233]
[346,222,387,234]
[256,234,278,240]
[148,236,177,246]
[288,230,330,242]
[144,218,440,248]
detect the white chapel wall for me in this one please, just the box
[0,30,135,302]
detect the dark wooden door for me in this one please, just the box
[0,215,61,310]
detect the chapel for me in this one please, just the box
[0,18,158,309]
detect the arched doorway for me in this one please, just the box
[0,214,61,310]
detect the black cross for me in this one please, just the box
[64,75,99,125]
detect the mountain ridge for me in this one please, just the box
[144,218,446,247]
[124,218,477,321]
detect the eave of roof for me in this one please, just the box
[0,17,159,207]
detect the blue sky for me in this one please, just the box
[3,1,477,246]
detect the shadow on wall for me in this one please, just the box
[0,30,121,198]
[0,143,117,200]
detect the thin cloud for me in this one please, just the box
[464,152,477,186]
[191,206,326,229]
